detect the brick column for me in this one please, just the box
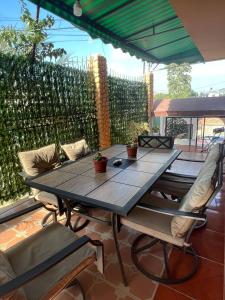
[145,72,154,132]
[88,55,111,149]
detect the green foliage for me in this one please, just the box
[108,76,148,144]
[0,53,98,203]
[93,152,103,161]
[126,121,149,145]
[0,0,66,61]
[154,92,169,100]
[166,118,188,138]
[167,63,192,99]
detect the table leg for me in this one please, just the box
[112,213,128,286]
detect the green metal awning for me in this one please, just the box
[29,0,204,64]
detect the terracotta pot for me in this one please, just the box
[93,157,108,173]
[127,146,138,158]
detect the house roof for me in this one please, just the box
[153,97,225,117]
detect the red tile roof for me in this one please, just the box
[153,97,225,117]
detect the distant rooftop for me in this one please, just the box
[153,96,225,117]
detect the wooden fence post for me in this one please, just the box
[88,55,111,149]
[145,72,154,132]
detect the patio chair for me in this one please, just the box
[114,147,223,284]
[61,139,112,229]
[138,135,174,149]
[152,142,224,200]
[202,127,225,152]
[0,222,104,300]
[18,144,72,228]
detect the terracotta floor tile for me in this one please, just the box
[154,285,195,300]
[191,228,224,264]
[139,254,164,276]
[129,271,158,300]
[206,209,224,233]
[169,251,223,300]
[87,281,117,300]
[77,270,96,293]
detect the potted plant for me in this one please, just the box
[93,152,108,173]
[126,139,138,158]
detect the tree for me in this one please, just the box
[166,118,188,138]
[154,92,169,100]
[167,63,192,99]
[0,0,66,61]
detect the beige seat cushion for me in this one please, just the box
[35,191,58,206]
[171,159,216,238]
[61,139,90,161]
[0,251,27,300]
[121,206,184,247]
[18,144,60,177]
[6,223,96,300]
[204,143,220,165]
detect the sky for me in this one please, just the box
[1,0,225,94]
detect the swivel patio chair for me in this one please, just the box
[0,222,104,300]
[18,144,73,228]
[152,142,224,200]
[114,146,223,284]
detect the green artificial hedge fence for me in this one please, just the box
[0,54,98,203]
[0,54,149,204]
[108,75,148,144]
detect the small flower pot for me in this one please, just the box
[93,157,108,173]
[127,146,138,158]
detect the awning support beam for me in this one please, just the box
[127,26,184,43]
[146,35,189,51]
[124,15,178,39]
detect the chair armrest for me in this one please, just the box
[0,235,94,297]
[0,203,43,224]
[137,203,206,221]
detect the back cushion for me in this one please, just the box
[0,251,27,299]
[61,139,90,161]
[18,144,60,177]
[171,159,217,238]
[204,143,220,166]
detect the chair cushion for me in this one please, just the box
[61,139,90,161]
[121,206,185,247]
[171,160,216,238]
[35,191,58,206]
[0,251,27,300]
[6,223,95,300]
[204,143,220,165]
[18,144,60,177]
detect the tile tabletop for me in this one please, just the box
[26,145,181,215]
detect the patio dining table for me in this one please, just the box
[25,144,181,285]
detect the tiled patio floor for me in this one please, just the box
[0,158,224,300]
